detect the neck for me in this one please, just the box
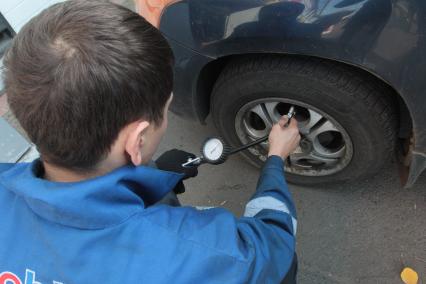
[43,162,101,182]
[42,156,127,182]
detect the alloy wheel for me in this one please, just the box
[234,98,354,176]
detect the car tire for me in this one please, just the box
[211,56,397,185]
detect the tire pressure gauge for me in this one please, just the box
[182,106,296,168]
[181,137,229,167]
[201,137,229,164]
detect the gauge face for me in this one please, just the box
[203,138,224,161]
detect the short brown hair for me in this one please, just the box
[4,0,174,170]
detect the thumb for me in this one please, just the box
[288,116,298,128]
[278,115,289,127]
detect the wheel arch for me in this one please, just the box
[195,53,412,140]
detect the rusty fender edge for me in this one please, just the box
[404,151,426,188]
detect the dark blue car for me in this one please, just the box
[2,0,424,187]
[132,0,426,187]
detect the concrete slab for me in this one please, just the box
[0,117,30,162]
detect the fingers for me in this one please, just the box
[277,115,298,129]
[278,115,289,127]
[296,132,302,143]
[288,115,298,128]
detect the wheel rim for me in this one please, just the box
[234,98,354,176]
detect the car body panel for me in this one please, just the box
[165,37,213,121]
[160,0,426,186]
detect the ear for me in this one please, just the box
[125,121,150,166]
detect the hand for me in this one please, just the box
[155,149,198,179]
[268,116,301,160]
[173,181,186,195]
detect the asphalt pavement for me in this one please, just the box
[157,112,426,284]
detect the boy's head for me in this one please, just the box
[4,0,174,174]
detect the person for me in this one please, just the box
[0,1,301,283]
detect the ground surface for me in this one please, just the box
[157,112,426,284]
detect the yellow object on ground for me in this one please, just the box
[401,267,419,284]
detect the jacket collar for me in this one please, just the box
[0,160,183,229]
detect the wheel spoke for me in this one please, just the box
[299,109,323,135]
[289,151,338,167]
[242,103,273,139]
[264,102,281,123]
[306,119,338,141]
[242,120,267,139]
[249,104,273,128]
[313,144,346,159]
[309,153,338,166]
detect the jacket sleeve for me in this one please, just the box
[149,156,297,283]
[236,155,297,282]
[244,155,297,233]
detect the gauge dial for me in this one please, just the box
[202,138,224,162]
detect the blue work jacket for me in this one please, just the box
[0,156,297,284]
